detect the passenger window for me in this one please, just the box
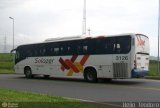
[106,38,116,54]
[83,45,88,54]
[115,36,131,54]
[42,48,46,55]
[15,51,20,59]
[34,50,38,56]
[54,47,59,55]
[116,43,121,53]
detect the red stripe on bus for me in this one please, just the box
[80,55,89,65]
[65,59,79,73]
[71,55,78,62]
[59,58,70,71]
[60,55,78,71]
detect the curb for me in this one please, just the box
[145,76,160,80]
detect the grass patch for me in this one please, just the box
[0,53,14,74]
[0,88,105,108]
[0,88,71,102]
[0,62,13,69]
[0,53,13,62]
[148,60,159,76]
[0,69,14,74]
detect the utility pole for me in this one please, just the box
[158,0,160,75]
[82,0,86,36]
[9,17,14,50]
[9,17,15,70]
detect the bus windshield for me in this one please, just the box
[135,34,149,54]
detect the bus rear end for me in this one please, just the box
[132,34,149,78]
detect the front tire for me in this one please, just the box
[84,68,97,82]
[24,67,33,78]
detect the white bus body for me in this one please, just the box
[14,33,149,82]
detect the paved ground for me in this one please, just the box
[0,74,160,107]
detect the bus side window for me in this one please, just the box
[77,41,83,55]
[15,51,20,59]
[77,40,89,55]
[67,46,71,55]
[83,45,88,54]
[116,43,121,53]
[49,43,56,56]
[39,47,46,56]
[95,39,105,54]
[54,47,59,55]
[60,42,70,55]
[50,48,53,52]
[39,49,43,56]
[83,40,91,54]
[48,47,56,56]
[60,46,65,55]
[19,48,26,59]
[87,39,94,54]
[77,45,81,54]
[26,48,32,57]
[34,50,38,56]
[70,41,78,55]
[71,46,78,55]
[61,46,67,55]
[115,36,131,54]
[106,38,116,54]
[45,44,51,56]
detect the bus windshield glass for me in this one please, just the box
[135,34,149,54]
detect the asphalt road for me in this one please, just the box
[0,74,160,107]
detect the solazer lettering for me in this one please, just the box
[35,58,54,64]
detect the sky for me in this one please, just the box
[0,0,158,56]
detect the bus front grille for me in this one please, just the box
[113,63,128,78]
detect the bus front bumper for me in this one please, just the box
[131,69,149,78]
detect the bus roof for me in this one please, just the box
[16,33,148,48]
[44,33,148,42]
[44,36,82,42]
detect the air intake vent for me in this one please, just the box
[113,63,128,78]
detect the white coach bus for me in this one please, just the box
[13,33,149,82]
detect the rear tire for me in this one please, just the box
[84,68,97,82]
[24,67,33,78]
[44,75,50,78]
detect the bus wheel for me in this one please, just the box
[84,68,97,82]
[44,75,50,78]
[24,67,33,78]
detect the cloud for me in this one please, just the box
[0,0,158,55]
[0,0,24,9]
[150,36,158,56]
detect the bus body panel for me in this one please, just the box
[15,55,115,78]
[14,33,149,80]
[15,53,132,79]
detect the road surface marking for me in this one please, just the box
[66,97,122,107]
